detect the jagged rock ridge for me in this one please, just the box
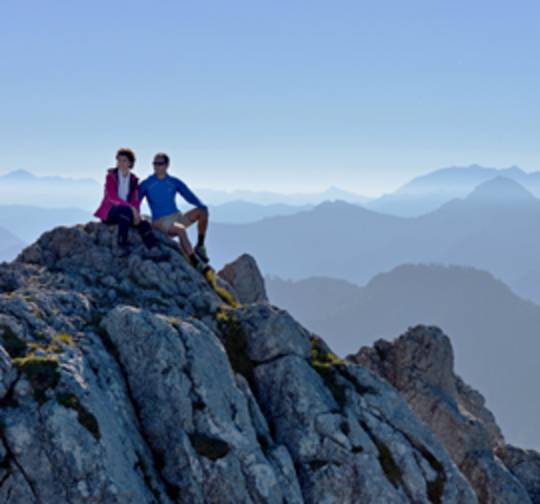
[350,326,540,503]
[0,222,534,502]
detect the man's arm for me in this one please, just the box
[138,179,148,204]
[174,178,207,210]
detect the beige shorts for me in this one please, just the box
[153,211,193,234]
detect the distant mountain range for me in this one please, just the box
[0,170,101,211]
[205,201,313,223]
[0,205,92,243]
[0,170,370,211]
[5,164,540,220]
[208,176,540,303]
[366,164,540,217]
[266,263,540,449]
[197,185,371,206]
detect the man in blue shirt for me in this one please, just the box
[139,152,210,272]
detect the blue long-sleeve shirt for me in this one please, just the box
[139,174,207,221]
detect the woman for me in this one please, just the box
[94,148,160,257]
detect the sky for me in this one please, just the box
[1,0,540,196]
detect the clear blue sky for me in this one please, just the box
[1,0,539,195]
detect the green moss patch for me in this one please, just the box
[189,433,230,461]
[216,309,255,389]
[13,354,60,404]
[205,270,240,308]
[309,337,348,408]
[28,333,74,355]
[310,337,379,410]
[56,393,101,441]
[55,333,74,347]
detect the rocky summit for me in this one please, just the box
[350,327,540,503]
[0,222,536,503]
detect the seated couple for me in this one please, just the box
[94,148,210,273]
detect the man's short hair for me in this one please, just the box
[116,148,136,167]
[154,152,170,166]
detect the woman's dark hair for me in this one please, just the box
[116,148,136,167]
[154,152,170,166]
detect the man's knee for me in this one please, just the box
[169,223,187,236]
[187,208,208,224]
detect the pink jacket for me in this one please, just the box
[94,168,141,221]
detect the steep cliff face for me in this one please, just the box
[351,327,540,503]
[0,222,532,503]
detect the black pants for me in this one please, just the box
[105,206,157,249]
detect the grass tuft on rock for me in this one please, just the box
[28,333,74,355]
[216,308,255,389]
[205,270,240,308]
[55,333,74,347]
[56,392,101,441]
[309,337,348,407]
[13,354,60,404]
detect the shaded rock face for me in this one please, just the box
[218,254,268,304]
[499,446,540,503]
[0,222,509,503]
[350,325,539,503]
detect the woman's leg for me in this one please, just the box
[136,221,158,249]
[107,206,133,246]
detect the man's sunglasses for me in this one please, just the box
[153,161,167,166]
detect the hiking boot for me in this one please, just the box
[194,244,210,264]
[195,261,212,276]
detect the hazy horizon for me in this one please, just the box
[3,1,540,195]
[1,163,538,199]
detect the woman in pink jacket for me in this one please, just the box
[94,148,158,256]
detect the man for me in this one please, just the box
[139,152,210,273]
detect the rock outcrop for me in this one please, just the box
[0,222,534,502]
[350,325,540,503]
[218,254,268,304]
[499,445,540,502]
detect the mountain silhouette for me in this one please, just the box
[366,164,540,216]
[0,226,25,262]
[267,263,540,450]
[209,177,540,303]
